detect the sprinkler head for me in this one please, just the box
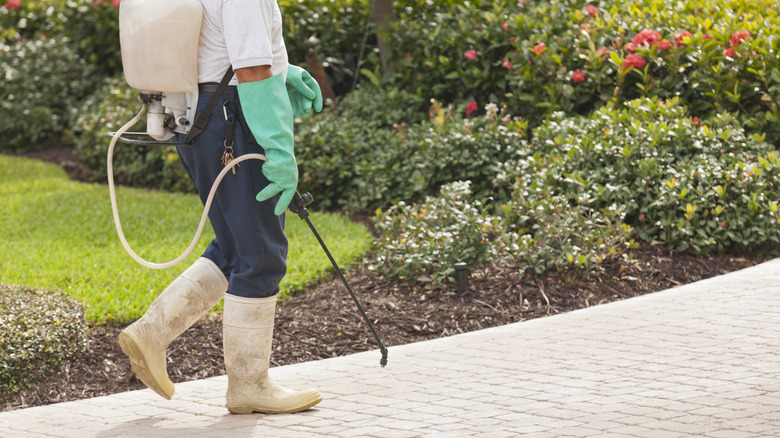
[454,262,468,294]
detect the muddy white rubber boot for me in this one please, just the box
[118,257,227,399]
[223,294,322,414]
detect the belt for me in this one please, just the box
[198,83,236,94]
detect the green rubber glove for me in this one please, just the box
[286,65,323,117]
[238,73,297,215]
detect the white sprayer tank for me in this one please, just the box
[119,0,203,93]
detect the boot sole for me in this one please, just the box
[118,330,174,400]
[227,394,323,415]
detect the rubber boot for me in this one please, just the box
[118,257,227,400]
[223,294,322,414]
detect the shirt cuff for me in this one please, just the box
[232,57,274,70]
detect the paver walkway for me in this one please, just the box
[1,258,779,437]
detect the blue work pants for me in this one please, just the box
[175,87,287,299]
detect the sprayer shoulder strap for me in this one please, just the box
[185,66,235,143]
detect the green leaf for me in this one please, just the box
[771,68,780,83]
[360,68,382,87]
[609,51,623,66]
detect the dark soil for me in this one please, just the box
[0,147,760,412]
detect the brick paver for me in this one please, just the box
[1,258,778,437]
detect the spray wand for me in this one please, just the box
[289,191,388,367]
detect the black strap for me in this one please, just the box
[185,66,234,143]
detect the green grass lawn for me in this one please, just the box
[0,155,373,325]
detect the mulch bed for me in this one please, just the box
[0,147,760,411]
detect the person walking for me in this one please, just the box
[118,0,324,415]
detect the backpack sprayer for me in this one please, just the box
[108,0,387,366]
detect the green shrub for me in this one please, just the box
[1,0,121,76]
[0,36,97,152]
[386,1,518,104]
[279,0,464,95]
[296,85,425,208]
[0,284,88,398]
[508,194,636,277]
[497,97,780,257]
[372,181,518,287]
[372,96,778,284]
[69,75,194,192]
[67,0,122,76]
[280,0,373,96]
[372,181,635,285]
[372,96,777,284]
[384,0,780,146]
[296,87,526,210]
[0,0,68,42]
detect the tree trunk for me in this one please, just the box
[371,0,395,73]
[305,52,337,105]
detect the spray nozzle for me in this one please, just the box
[290,191,314,219]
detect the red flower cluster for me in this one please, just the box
[502,58,513,69]
[730,30,751,47]
[4,0,21,9]
[657,40,672,50]
[532,42,547,55]
[623,54,646,70]
[463,49,477,61]
[91,0,118,7]
[722,30,751,60]
[466,101,478,117]
[585,4,598,17]
[632,29,661,47]
[571,69,586,83]
[675,31,693,47]
[625,29,675,52]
